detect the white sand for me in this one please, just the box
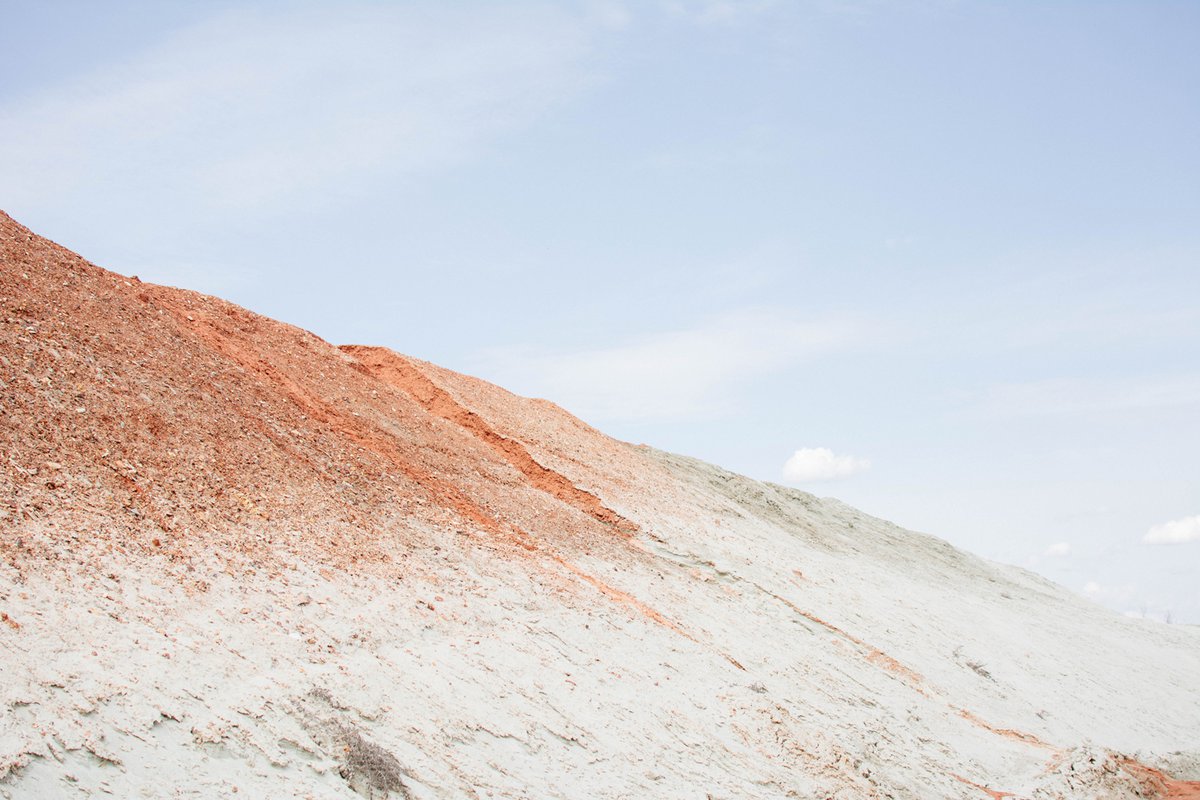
[2,446,1197,798]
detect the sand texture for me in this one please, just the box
[2,210,1198,798]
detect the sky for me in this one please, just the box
[2,0,1197,622]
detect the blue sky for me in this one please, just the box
[2,0,1197,621]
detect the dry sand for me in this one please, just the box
[2,210,1198,798]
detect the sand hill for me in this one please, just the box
[1,210,1197,798]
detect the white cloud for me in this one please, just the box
[0,5,591,218]
[1143,515,1200,545]
[1083,581,1102,597]
[1043,542,1071,557]
[475,309,861,422]
[782,447,870,483]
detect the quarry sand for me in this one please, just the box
[2,210,1198,798]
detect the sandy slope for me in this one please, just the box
[2,211,1198,798]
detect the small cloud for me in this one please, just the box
[782,447,870,483]
[1082,581,1102,597]
[1043,542,1071,557]
[1143,514,1200,545]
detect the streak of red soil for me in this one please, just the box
[761,582,1066,759]
[949,772,1013,799]
[864,648,926,687]
[342,345,638,536]
[761,589,1068,759]
[1120,758,1200,800]
[760,585,928,693]
[552,555,692,638]
[953,708,1053,750]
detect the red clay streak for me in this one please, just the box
[1120,758,1200,800]
[950,772,1013,799]
[342,346,639,537]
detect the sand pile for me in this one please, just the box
[2,211,1198,798]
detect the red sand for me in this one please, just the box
[0,210,651,582]
[342,345,638,535]
[0,210,694,644]
[950,772,1014,799]
[1121,759,1200,800]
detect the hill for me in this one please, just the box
[1,210,1197,798]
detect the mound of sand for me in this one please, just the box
[2,211,1198,798]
